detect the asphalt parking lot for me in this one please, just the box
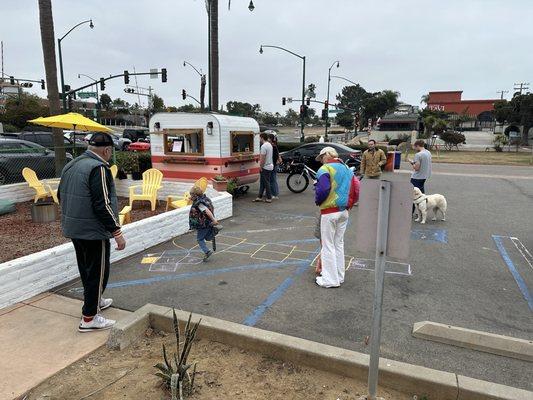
[59,162,533,390]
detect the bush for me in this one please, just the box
[1,123,19,133]
[388,133,410,147]
[493,134,508,152]
[439,130,466,150]
[137,151,152,173]
[304,135,321,143]
[277,142,300,152]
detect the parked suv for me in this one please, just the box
[122,128,149,142]
[2,131,85,154]
[0,138,73,184]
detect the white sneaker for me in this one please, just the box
[315,276,340,288]
[78,314,116,332]
[99,297,113,310]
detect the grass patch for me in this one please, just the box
[430,150,533,166]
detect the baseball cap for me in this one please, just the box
[88,132,114,147]
[315,146,338,161]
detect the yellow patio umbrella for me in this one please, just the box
[28,112,113,133]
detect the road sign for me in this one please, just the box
[287,97,293,103]
[78,91,97,99]
[328,109,343,115]
[150,68,159,79]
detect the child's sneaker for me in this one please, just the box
[78,314,115,332]
[203,250,213,262]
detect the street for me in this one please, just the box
[58,162,533,391]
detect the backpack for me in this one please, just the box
[189,195,214,230]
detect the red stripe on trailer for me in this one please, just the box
[155,168,260,181]
[151,155,260,165]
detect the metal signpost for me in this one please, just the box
[355,178,412,400]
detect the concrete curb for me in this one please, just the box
[412,321,533,362]
[108,304,533,400]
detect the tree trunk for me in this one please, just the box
[38,0,66,177]
[522,124,531,145]
[209,0,219,112]
[200,75,206,112]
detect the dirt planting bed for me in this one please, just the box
[0,198,168,263]
[26,330,409,400]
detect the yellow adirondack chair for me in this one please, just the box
[22,167,58,204]
[128,168,163,211]
[110,164,118,179]
[165,177,208,211]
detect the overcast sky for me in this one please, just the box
[1,0,532,113]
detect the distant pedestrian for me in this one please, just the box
[253,133,274,203]
[360,139,386,179]
[189,186,221,261]
[58,132,126,332]
[268,133,282,199]
[409,139,432,194]
[314,146,360,288]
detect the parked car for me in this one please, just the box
[122,128,149,142]
[127,141,150,152]
[2,131,85,154]
[84,132,131,151]
[280,142,361,172]
[0,138,73,184]
[64,131,89,148]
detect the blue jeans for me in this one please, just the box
[197,227,214,254]
[270,169,279,197]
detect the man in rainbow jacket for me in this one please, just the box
[314,147,360,288]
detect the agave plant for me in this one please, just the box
[154,310,201,400]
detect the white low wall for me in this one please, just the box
[0,190,232,310]
[0,178,219,204]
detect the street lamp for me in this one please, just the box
[325,60,340,139]
[77,73,100,119]
[58,19,94,111]
[183,61,206,111]
[260,44,306,142]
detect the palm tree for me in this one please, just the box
[38,0,66,175]
[208,0,219,112]
[420,94,430,105]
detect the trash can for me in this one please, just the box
[31,201,57,223]
[384,151,395,172]
[393,151,402,170]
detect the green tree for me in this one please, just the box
[494,94,533,144]
[283,108,299,126]
[177,104,201,112]
[260,112,278,125]
[226,101,260,117]
[152,94,165,112]
[336,85,399,125]
[100,93,112,110]
[420,94,429,105]
[0,93,49,129]
[166,106,178,112]
[336,111,354,130]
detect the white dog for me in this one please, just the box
[413,187,447,224]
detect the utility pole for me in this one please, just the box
[1,41,4,78]
[514,82,530,95]
[496,90,508,100]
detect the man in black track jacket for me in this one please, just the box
[58,132,126,332]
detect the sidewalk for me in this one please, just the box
[0,293,129,400]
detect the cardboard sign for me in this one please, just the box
[354,179,412,260]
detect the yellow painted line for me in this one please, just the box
[346,256,354,271]
[280,246,297,263]
[250,244,267,258]
[141,256,160,264]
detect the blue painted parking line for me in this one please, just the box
[493,235,533,312]
[242,248,319,327]
[411,228,448,243]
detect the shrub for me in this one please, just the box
[1,123,19,133]
[154,310,200,400]
[304,135,321,143]
[137,151,152,173]
[384,134,391,143]
[388,133,410,146]
[439,130,466,150]
[115,151,139,173]
[212,175,226,182]
[493,134,508,152]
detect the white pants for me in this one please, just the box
[320,210,349,287]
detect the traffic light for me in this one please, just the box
[124,88,135,94]
[182,89,186,100]
[100,78,105,91]
[306,97,310,106]
[161,68,167,83]
[124,70,129,84]
[9,76,15,85]
[64,84,71,92]
[324,100,329,109]
[282,97,286,106]
[41,79,45,90]
[21,82,33,88]
[300,104,308,118]
[321,109,327,120]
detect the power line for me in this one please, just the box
[513,82,530,95]
[496,90,508,100]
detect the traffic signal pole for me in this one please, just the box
[300,56,306,143]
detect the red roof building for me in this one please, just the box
[427,91,498,118]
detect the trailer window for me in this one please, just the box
[231,131,254,155]
[163,129,204,155]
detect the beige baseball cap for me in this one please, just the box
[315,146,338,161]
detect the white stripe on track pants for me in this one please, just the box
[320,210,349,287]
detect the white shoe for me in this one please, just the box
[99,297,113,310]
[315,276,340,288]
[78,314,116,332]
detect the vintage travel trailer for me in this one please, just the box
[148,113,261,184]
